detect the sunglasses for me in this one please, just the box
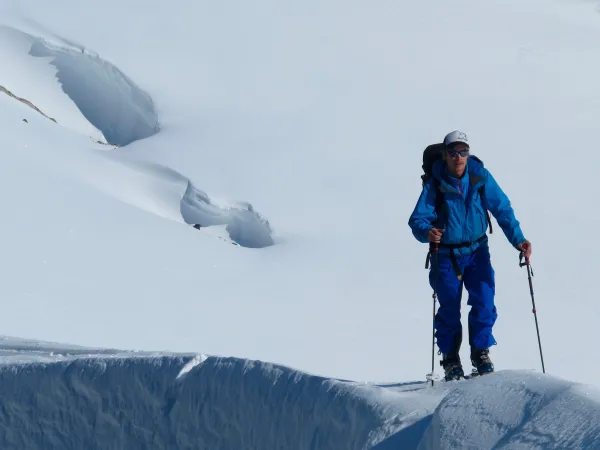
[447,150,469,158]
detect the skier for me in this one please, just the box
[408,130,531,380]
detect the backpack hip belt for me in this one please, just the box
[425,234,487,280]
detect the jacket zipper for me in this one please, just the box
[448,178,482,244]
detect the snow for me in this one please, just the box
[421,372,600,449]
[0,337,598,449]
[0,0,599,446]
[28,34,160,147]
[0,25,105,142]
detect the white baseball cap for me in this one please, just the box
[443,130,469,148]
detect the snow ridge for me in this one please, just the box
[28,32,159,146]
[0,24,159,146]
[181,181,274,248]
[0,353,393,450]
[418,371,600,450]
[0,338,599,449]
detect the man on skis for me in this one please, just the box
[408,130,531,381]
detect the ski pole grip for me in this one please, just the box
[519,252,533,273]
[519,252,528,267]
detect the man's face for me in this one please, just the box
[446,142,469,175]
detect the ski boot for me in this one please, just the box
[471,348,494,376]
[441,354,465,381]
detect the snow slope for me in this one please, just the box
[0,337,599,450]
[4,0,599,385]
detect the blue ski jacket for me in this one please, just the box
[408,156,525,255]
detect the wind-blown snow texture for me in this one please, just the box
[0,339,599,450]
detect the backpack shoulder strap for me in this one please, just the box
[467,157,494,235]
[478,184,493,234]
[432,178,447,228]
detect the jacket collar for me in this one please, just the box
[432,156,485,193]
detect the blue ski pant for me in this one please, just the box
[429,245,497,355]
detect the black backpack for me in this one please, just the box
[421,143,446,186]
[421,143,493,234]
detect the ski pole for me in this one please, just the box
[430,243,439,385]
[519,252,546,374]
